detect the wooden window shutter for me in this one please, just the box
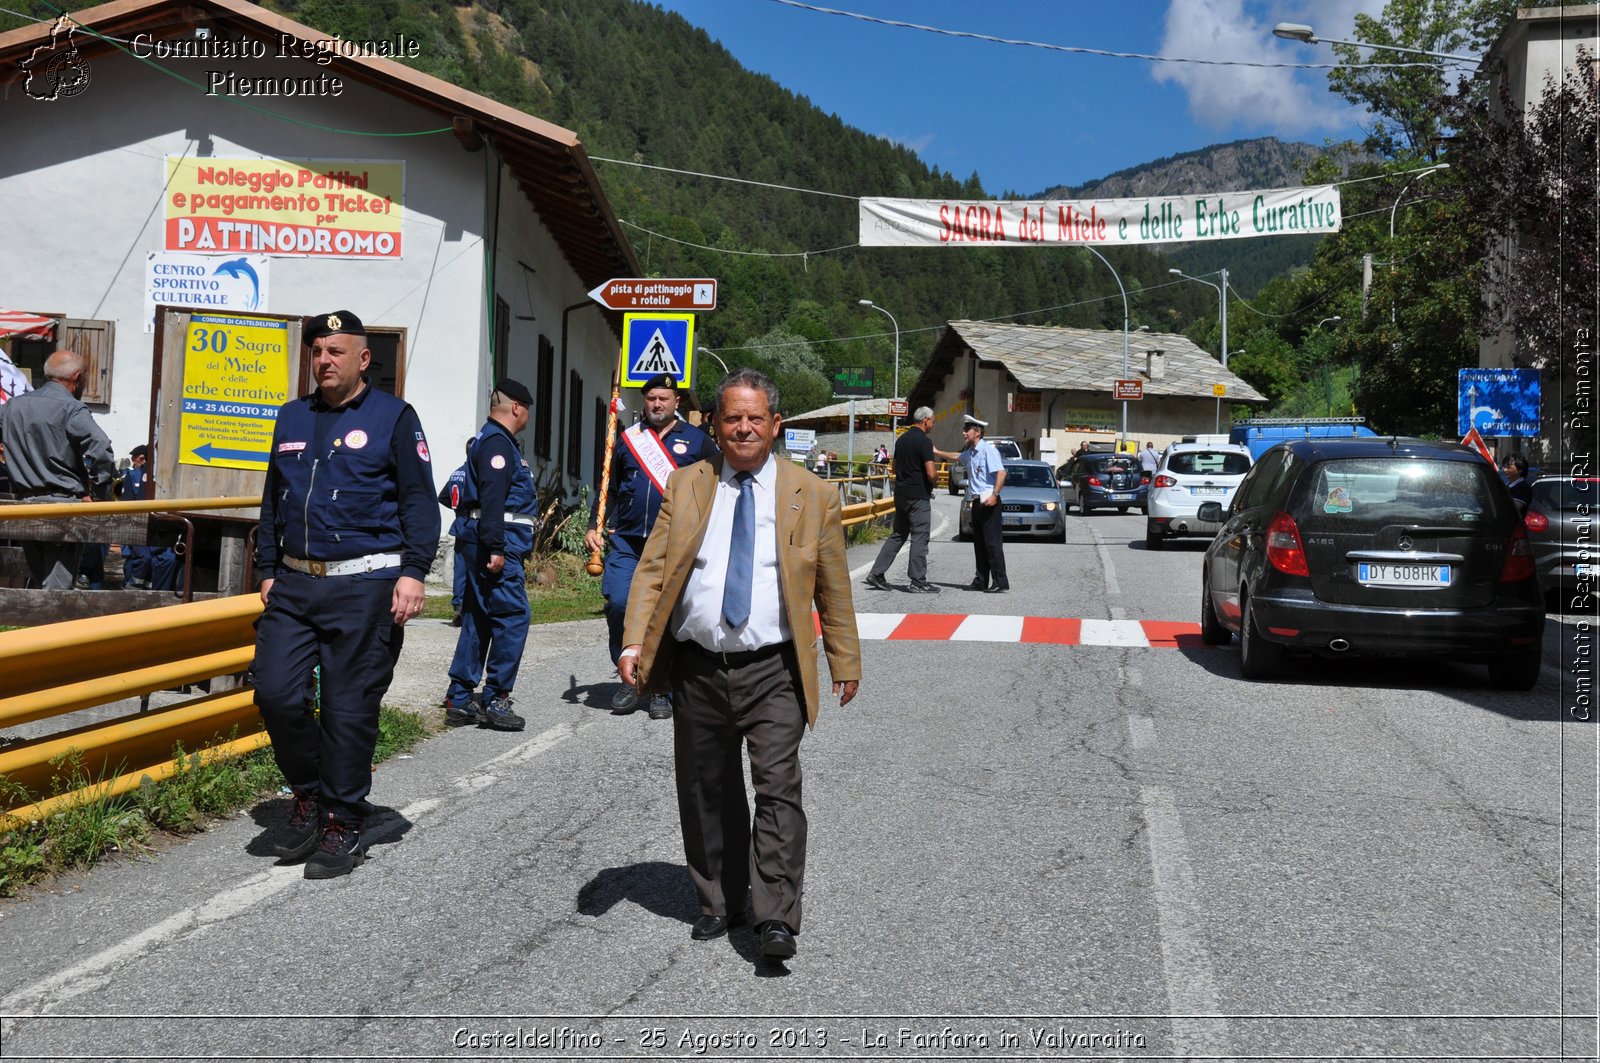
[59,318,115,405]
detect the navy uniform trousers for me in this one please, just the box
[252,571,403,825]
[444,536,530,703]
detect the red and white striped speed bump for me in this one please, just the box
[819,613,1208,648]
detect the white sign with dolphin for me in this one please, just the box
[144,252,271,332]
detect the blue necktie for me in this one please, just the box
[722,471,754,629]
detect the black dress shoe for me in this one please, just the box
[691,911,745,940]
[965,577,988,591]
[985,583,1010,594]
[862,573,891,591]
[757,920,797,958]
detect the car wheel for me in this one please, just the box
[1145,527,1163,550]
[1117,506,1129,514]
[1238,593,1283,679]
[1199,570,1230,645]
[1487,643,1541,690]
[1054,524,1067,544]
[1079,495,1093,516]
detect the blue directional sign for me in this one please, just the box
[620,313,695,389]
[1458,368,1540,437]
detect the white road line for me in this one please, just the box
[1080,618,1148,646]
[950,614,1024,641]
[1127,715,1156,750]
[3,735,573,1019]
[1139,784,1230,1057]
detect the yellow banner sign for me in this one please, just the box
[1061,406,1117,430]
[164,157,404,258]
[179,314,292,471]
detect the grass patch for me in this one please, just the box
[422,550,605,625]
[0,706,430,898]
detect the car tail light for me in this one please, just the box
[1500,522,1536,582]
[1265,511,1309,576]
[1523,508,1550,533]
[1087,475,1103,487]
[1154,474,1177,488]
[1141,474,1151,485]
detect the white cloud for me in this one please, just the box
[1153,0,1386,136]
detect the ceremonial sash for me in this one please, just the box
[620,422,679,494]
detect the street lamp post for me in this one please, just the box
[858,300,901,437]
[1169,266,1229,432]
[1315,316,1343,416]
[1272,22,1479,65]
[1082,247,1131,448]
[1389,164,1449,240]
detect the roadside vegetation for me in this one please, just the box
[0,708,429,898]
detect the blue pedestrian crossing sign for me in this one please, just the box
[621,313,696,388]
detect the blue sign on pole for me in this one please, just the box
[1458,369,1540,437]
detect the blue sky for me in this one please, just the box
[651,0,1393,196]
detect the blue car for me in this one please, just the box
[1056,453,1149,515]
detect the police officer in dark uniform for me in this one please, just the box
[442,379,538,732]
[584,373,715,719]
[253,310,440,880]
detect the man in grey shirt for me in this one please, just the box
[0,350,116,588]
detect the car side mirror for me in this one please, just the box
[1197,501,1224,522]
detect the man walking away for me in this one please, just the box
[442,380,539,732]
[863,406,940,594]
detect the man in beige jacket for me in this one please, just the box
[619,368,860,961]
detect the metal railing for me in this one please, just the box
[0,590,265,828]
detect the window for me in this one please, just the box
[1169,451,1251,476]
[534,335,554,459]
[7,318,117,405]
[493,296,509,384]
[566,370,584,478]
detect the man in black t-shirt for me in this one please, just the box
[863,406,941,594]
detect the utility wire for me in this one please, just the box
[768,0,1443,71]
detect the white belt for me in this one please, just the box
[467,509,539,527]
[281,552,403,577]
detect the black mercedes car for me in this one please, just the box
[1197,438,1545,689]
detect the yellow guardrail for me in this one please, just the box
[0,497,258,519]
[840,496,896,528]
[0,594,265,828]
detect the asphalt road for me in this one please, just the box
[1,493,1593,1061]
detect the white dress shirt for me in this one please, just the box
[672,454,791,652]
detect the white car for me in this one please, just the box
[1145,443,1253,548]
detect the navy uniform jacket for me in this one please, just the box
[257,383,440,581]
[457,419,537,558]
[589,417,714,538]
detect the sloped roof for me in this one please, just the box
[786,398,897,424]
[0,0,639,292]
[913,320,1269,405]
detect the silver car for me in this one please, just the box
[958,460,1066,543]
[1146,443,1252,548]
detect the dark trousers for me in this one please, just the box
[670,640,808,932]
[869,496,931,582]
[970,500,1008,588]
[601,533,647,666]
[23,542,80,589]
[445,537,530,702]
[252,571,403,825]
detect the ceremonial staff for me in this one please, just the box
[586,374,622,576]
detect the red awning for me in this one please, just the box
[0,309,55,339]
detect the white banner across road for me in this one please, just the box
[859,185,1341,248]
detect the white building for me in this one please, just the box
[0,0,637,498]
